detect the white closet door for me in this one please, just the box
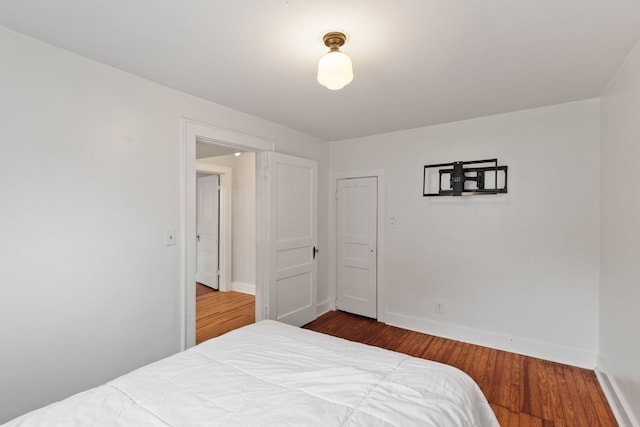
[337,177,377,318]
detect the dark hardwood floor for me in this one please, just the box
[196,289,617,426]
[304,311,618,427]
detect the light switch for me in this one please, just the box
[165,229,177,246]
[388,217,397,229]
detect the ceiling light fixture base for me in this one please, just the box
[323,32,347,51]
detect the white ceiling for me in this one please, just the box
[1,1,639,141]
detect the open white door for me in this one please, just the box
[267,152,317,327]
[336,177,377,318]
[196,175,219,289]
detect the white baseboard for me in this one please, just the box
[596,357,638,427]
[231,282,255,295]
[317,299,331,317]
[384,311,597,369]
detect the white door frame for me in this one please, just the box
[181,118,274,349]
[195,164,231,292]
[329,169,386,322]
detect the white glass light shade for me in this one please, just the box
[317,50,353,90]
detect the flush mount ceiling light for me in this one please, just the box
[317,32,353,90]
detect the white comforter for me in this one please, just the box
[6,320,499,426]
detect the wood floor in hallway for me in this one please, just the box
[196,283,255,344]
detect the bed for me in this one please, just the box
[5,320,499,426]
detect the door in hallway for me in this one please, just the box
[196,174,219,289]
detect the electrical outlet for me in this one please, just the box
[436,301,444,313]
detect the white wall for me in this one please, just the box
[199,153,256,293]
[599,37,640,426]
[0,27,328,423]
[330,99,601,368]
